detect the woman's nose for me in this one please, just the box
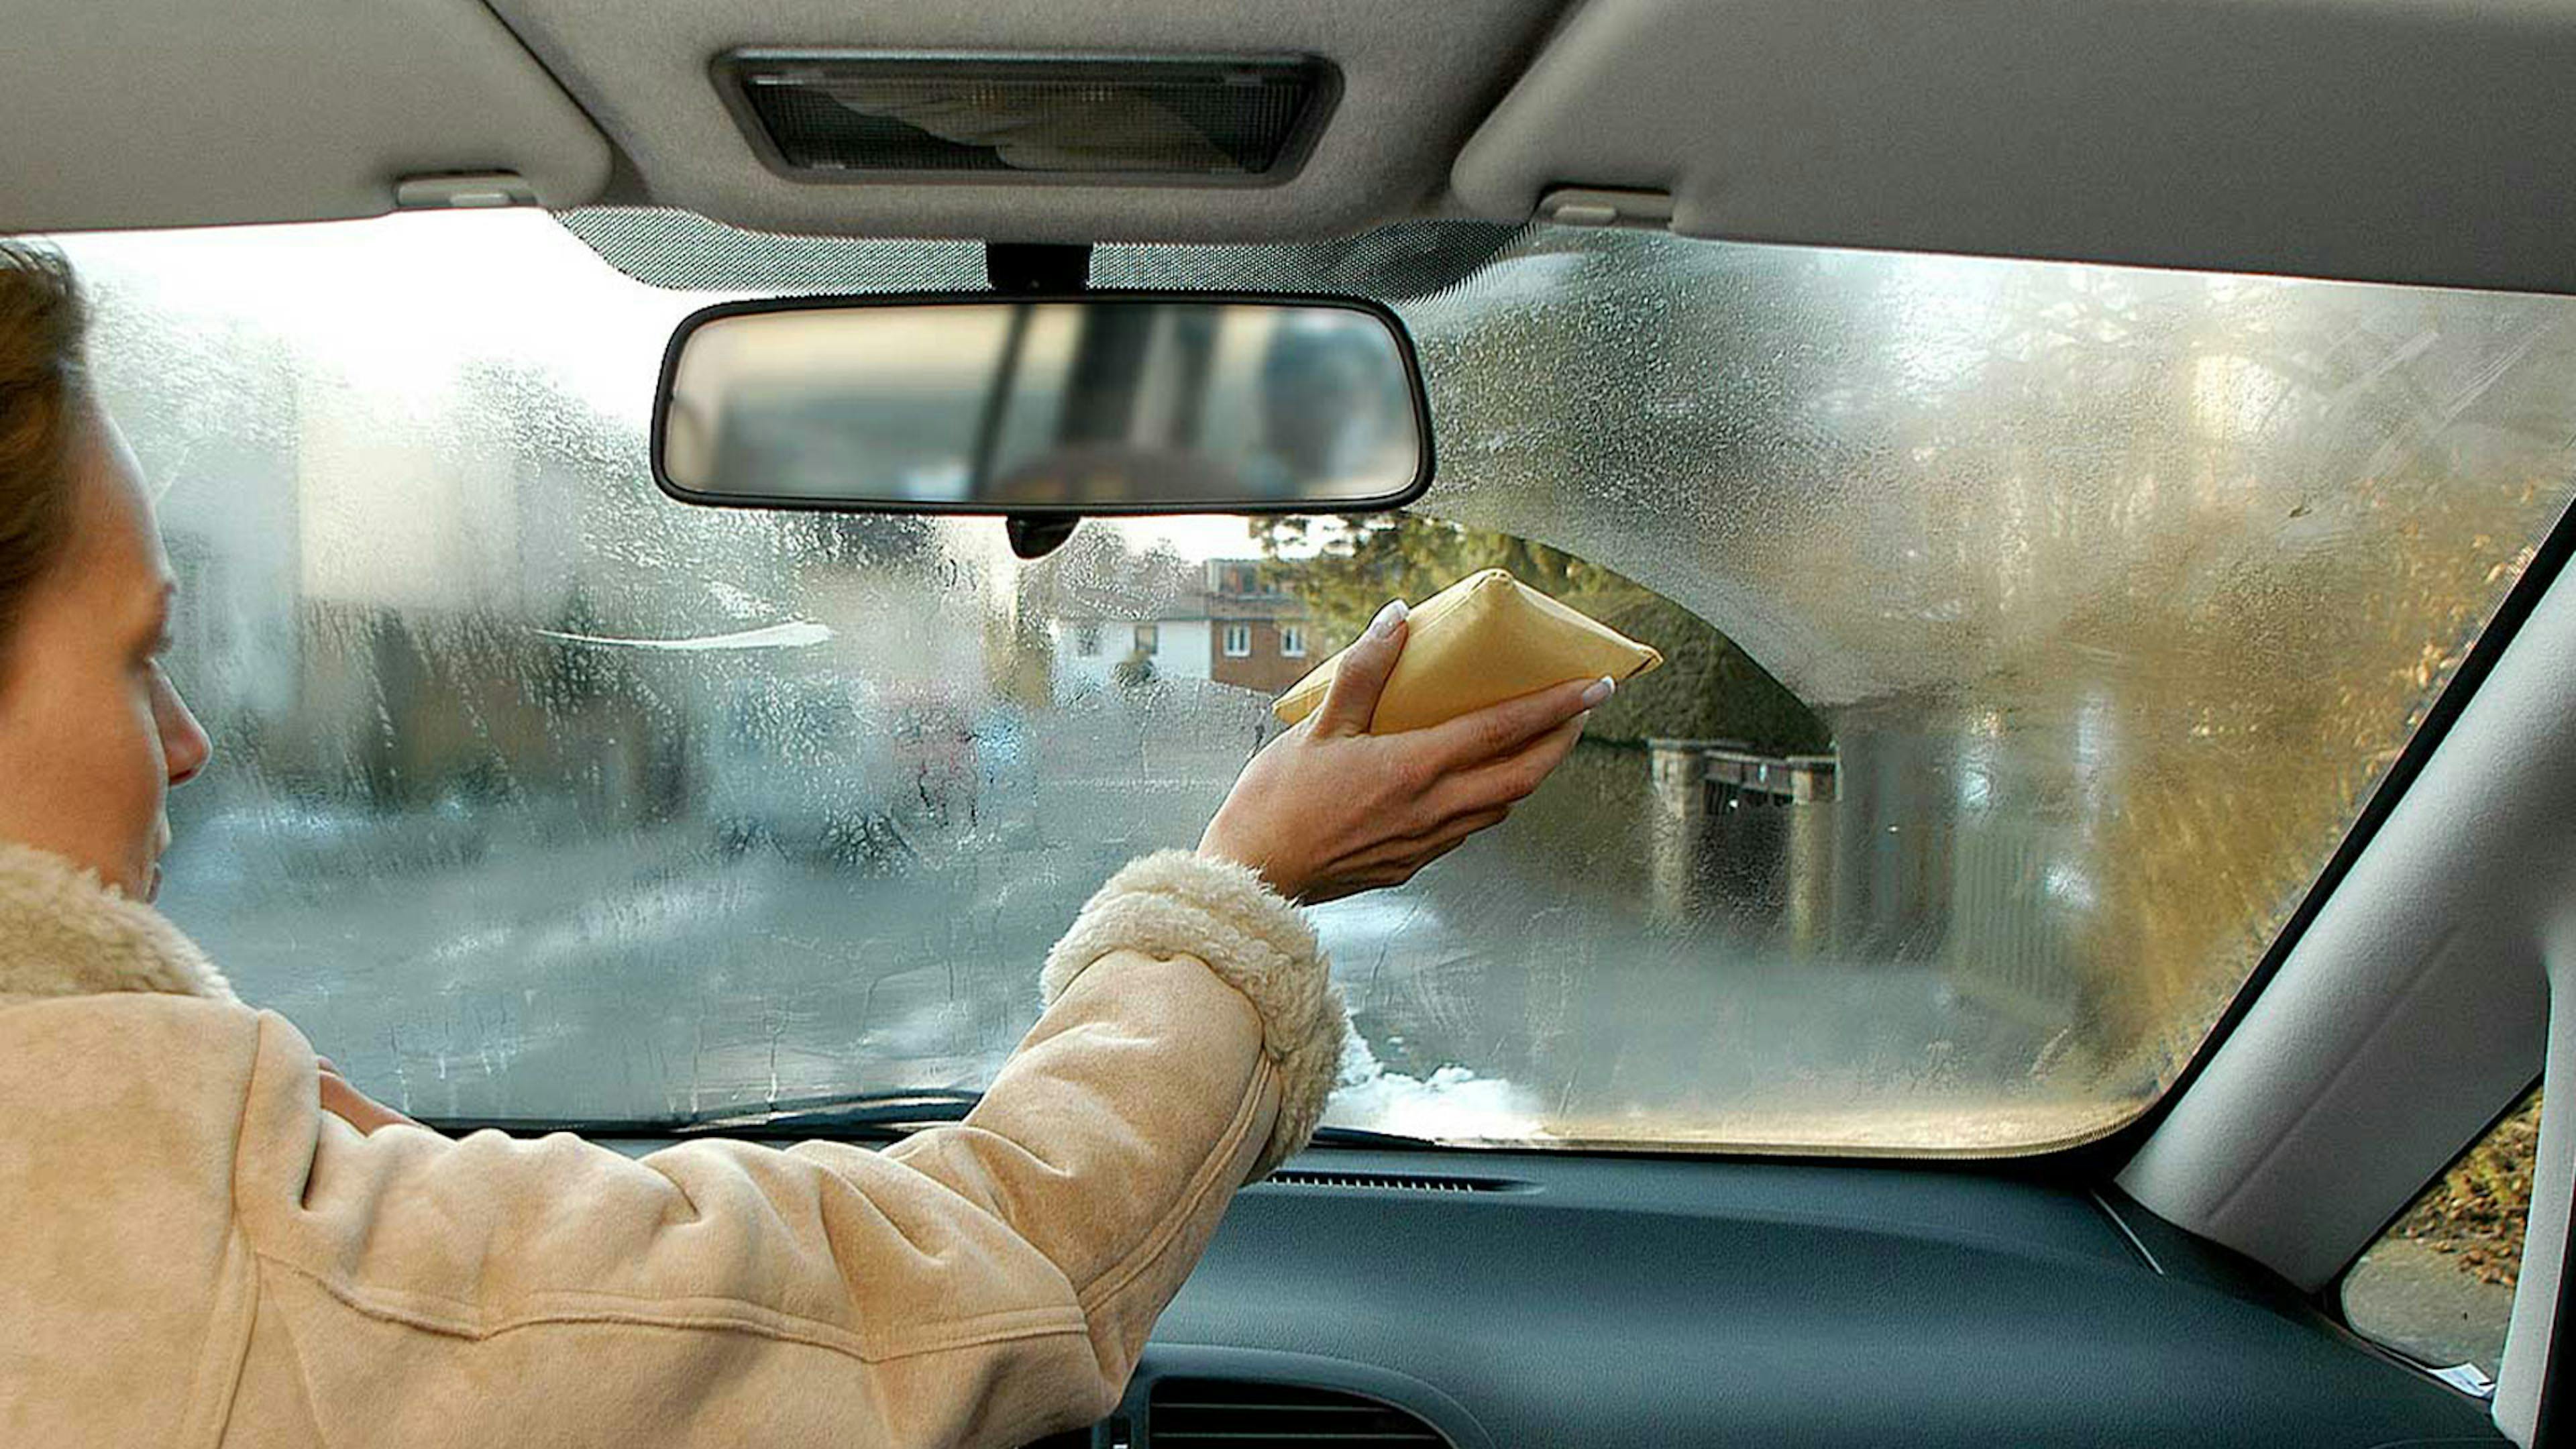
[160,677,212,787]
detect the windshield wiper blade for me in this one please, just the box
[1305,1124,1441,1150]
[666,1089,986,1138]
[431,1093,1446,1151]
[423,1089,989,1141]
[666,1106,1446,1153]
[685,1109,1444,1151]
[645,1081,1448,1148]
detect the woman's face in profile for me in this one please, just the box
[0,405,211,900]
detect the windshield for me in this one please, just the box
[53,209,2576,1154]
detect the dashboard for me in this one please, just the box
[1057,1148,2496,1447]
[596,1138,2500,1447]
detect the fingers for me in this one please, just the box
[1307,599,1409,737]
[1407,828,1484,872]
[317,1066,420,1134]
[1324,806,1513,899]
[1415,674,1613,773]
[1396,805,1513,857]
[1345,804,1513,865]
[1415,712,1589,824]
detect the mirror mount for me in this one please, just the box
[987,245,1094,557]
[1004,514,1083,561]
[986,242,1091,293]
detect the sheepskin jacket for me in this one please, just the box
[0,841,1348,1447]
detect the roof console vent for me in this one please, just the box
[716,52,1338,186]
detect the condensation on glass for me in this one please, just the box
[54,210,2576,1152]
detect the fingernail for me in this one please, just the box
[1580,676,1615,707]
[1368,598,1410,639]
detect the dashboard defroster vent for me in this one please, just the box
[1264,1169,1524,1193]
[1147,1379,1449,1447]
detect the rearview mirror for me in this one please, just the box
[654,292,1430,516]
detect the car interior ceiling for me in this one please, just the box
[4,0,2569,1444]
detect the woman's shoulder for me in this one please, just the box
[0,989,266,1114]
[0,992,267,1447]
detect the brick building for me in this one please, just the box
[1047,557,1315,699]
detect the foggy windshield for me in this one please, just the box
[54,210,2576,1153]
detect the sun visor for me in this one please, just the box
[1452,0,2576,294]
[1,0,612,233]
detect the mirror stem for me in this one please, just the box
[987,246,1093,560]
[986,243,1092,293]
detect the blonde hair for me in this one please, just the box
[0,241,87,657]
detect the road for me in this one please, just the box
[2341,1238,2516,1375]
[157,723,2101,1152]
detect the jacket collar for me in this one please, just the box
[0,842,235,1007]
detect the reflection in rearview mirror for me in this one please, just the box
[656,295,1428,514]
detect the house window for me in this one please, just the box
[1133,623,1159,655]
[1279,625,1307,658]
[1222,623,1252,657]
[1075,623,1101,657]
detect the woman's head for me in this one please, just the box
[0,243,209,901]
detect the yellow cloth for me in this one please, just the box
[1273,568,1664,735]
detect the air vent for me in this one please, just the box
[1148,1379,1448,1448]
[1265,1169,1524,1193]
[718,52,1338,185]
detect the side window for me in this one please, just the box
[1279,625,1306,658]
[2341,1089,2542,1383]
[1222,623,1252,657]
[1134,623,1159,655]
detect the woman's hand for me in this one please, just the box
[1199,599,1613,904]
[317,1056,420,1134]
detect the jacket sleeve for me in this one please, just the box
[229,851,1349,1449]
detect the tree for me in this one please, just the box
[1253,513,1830,753]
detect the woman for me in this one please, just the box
[0,242,1607,1446]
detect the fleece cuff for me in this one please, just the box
[1042,849,1348,1179]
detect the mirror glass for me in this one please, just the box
[659,297,1425,511]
